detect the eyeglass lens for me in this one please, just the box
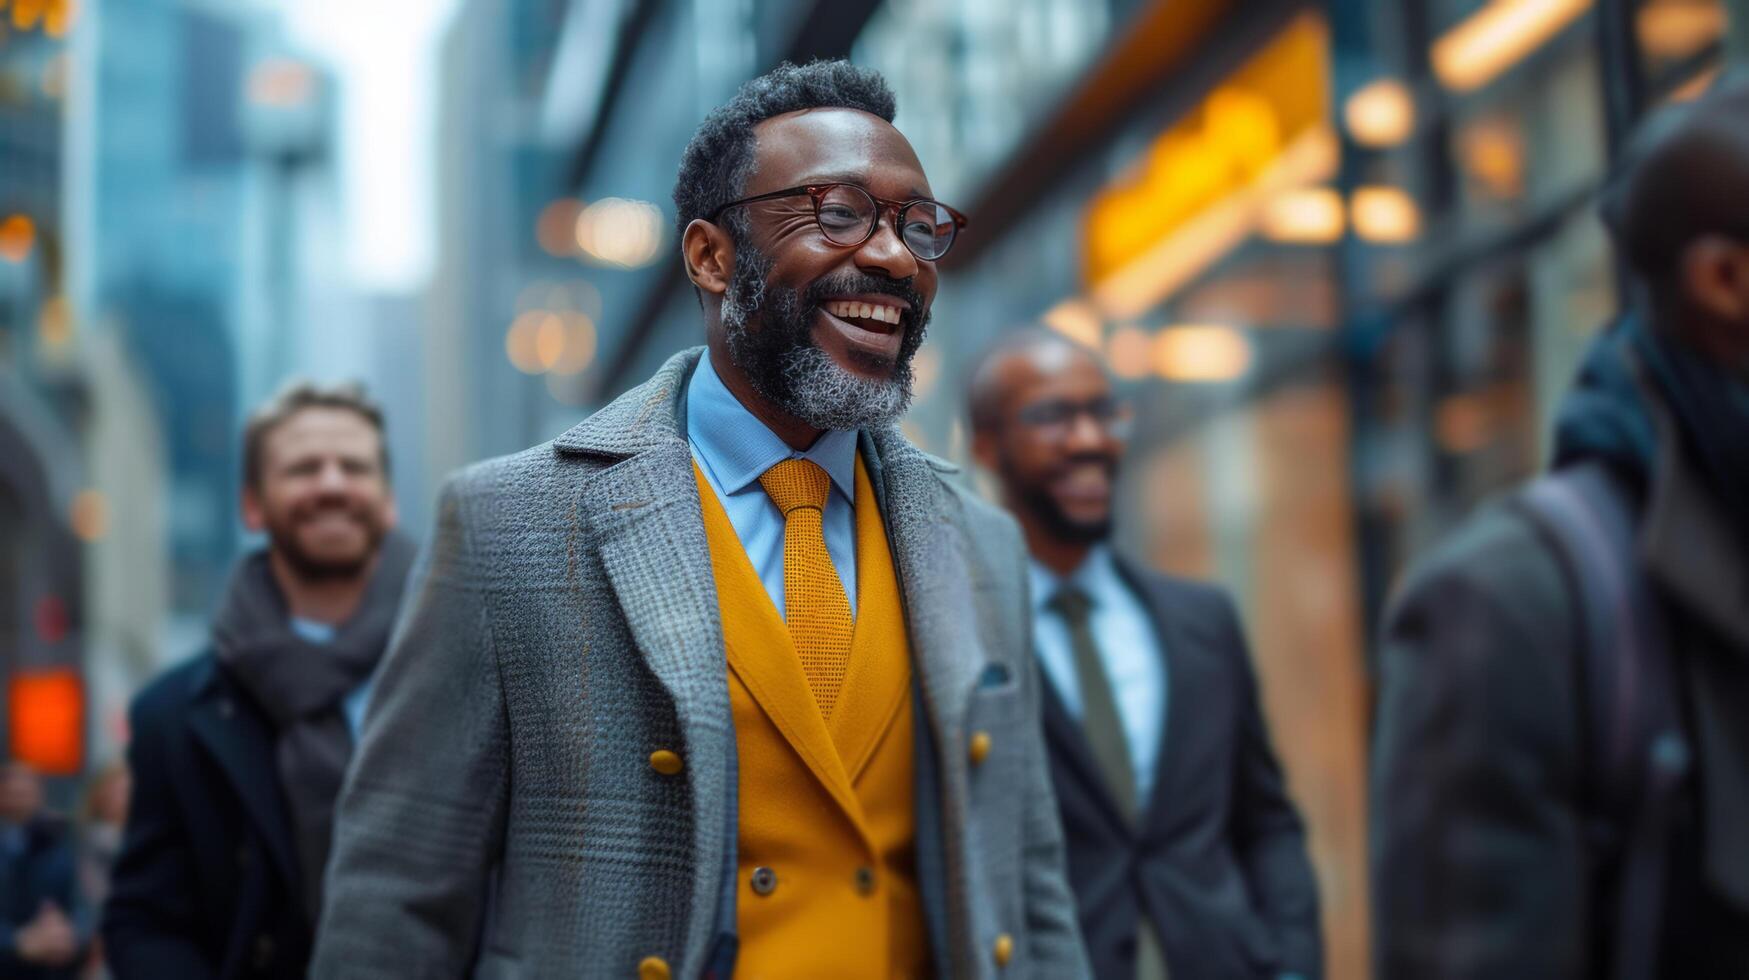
[815,185,957,260]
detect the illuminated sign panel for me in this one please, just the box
[9,669,85,775]
[1082,15,1333,315]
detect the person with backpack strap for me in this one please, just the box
[1370,79,1749,979]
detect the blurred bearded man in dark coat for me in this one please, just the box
[1372,80,1749,979]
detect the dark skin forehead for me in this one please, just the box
[745,108,933,201]
[974,336,1110,425]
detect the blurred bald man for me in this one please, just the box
[1372,81,1749,978]
[970,331,1321,980]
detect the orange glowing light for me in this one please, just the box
[1083,14,1333,315]
[574,198,664,268]
[11,0,45,31]
[1041,299,1103,349]
[548,313,598,375]
[70,489,107,541]
[1106,327,1154,380]
[1637,0,1726,61]
[1152,325,1253,382]
[506,312,547,374]
[536,199,583,257]
[1344,78,1415,148]
[44,0,73,36]
[1260,187,1345,244]
[37,295,72,350]
[1432,0,1593,93]
[9,669,84,775]
[0,214,36,263]
[1352,186,1421,243]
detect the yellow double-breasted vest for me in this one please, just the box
[693,457,928,979]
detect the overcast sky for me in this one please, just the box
[273,0,462,293]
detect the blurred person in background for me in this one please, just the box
[968,330,1322,980]
[1371,80,1749,979]
[2,760,85,980]
[315,60,1086,978]
[74,760,129,980]
[102,383,413,980]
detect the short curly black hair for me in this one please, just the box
[672,60,896,244]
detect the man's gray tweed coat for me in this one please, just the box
[310,348,1090,978]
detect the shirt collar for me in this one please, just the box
[1028,543,1118,615]
[687,351,858,502]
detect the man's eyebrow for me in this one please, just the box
[807,172,932,200]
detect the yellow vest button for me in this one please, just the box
[969,730,992,765]
[993,933,1014,967]
[750,866,777,896]
[854,866,876,895]
[637,955,670,980]
[648,749,683,776]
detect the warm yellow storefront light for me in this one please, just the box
[548,312,598,375]
[70,489,108,542]
[1352,186,1421,243]
[505,311,547,374]
[1260,187,1345,244]
[536,199,583,257]
[1041,299,1104,349]
[1152,325,1252,382]
[1638,0,1727,61]
[574,198,664,269]
[1106,326,1154,380]
[507,309,596,376]
[1432,0,1592,93]
[1344,78,1415,148]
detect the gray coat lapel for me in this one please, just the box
[556,348,735,962]
[864,427,983,749]
[865,426,982,968]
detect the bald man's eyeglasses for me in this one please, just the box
[709,183,969,261]
[1013,397,1134,442]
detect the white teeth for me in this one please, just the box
[826,300,902,324]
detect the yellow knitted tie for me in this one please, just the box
[759,458,853,718]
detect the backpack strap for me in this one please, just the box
[1515,461,1689,980]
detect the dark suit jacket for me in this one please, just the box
[1,816,84,980]
[1041,558,1322,980]
[102,655,310,980]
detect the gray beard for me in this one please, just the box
[772,343,912,431]
[720,252,915,432]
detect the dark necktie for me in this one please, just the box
[1050,585,1169,980]
[1050,586,1137,818]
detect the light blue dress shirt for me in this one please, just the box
[1029,545,1169,805]
[686,352,859,618]
[288,616,373,739]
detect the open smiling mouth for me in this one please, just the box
[818,298,908,359]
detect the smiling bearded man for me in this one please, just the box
[104,383,412,980]
[313,60,1089,979]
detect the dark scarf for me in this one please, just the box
[1554,311,1749,913]
[212,534,416,923]
[1556,311,1749,543]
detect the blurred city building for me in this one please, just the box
[0,0,354,802]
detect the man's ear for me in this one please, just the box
[683,218,734,297]
[1682,235,1749,323]
[240,486,265,533]
[970,426,1000,475]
